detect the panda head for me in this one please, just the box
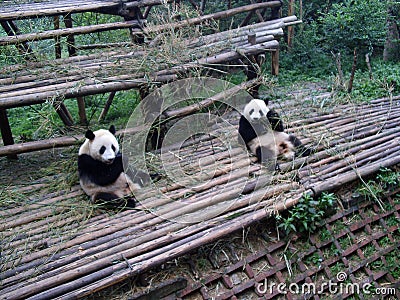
[243,99,270,122]
[80,125,119,164]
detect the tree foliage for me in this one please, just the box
[319,0,388,54]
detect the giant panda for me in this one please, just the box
[78,125,150,208]
[238,98,309,170]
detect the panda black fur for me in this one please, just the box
[78,125,150,208]
[238,99,308,169]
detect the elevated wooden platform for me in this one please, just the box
[1,95,399,299]
[0,0,287,157]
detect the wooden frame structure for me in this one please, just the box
[0,0,296,158]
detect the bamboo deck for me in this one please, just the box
[1,95,400,299]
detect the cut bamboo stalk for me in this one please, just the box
[0,126,146,157]
[98,91,116,121]
[0,21,141,46]
[142,2,282,34]
[307,154,400,197]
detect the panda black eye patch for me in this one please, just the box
[249,109,254,115]
[112,145,116,152]
[259,110,264,116]
[99,146,106,154]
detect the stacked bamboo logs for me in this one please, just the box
[0,16,294,109]
[0,2,282,45]
[1,96,399,299]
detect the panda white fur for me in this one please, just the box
[78,125,150,208]
[238,99,308,169]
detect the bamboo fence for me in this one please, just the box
[1,95,399,299]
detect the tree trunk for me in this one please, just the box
[383,7,400,62]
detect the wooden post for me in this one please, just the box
[270,0,282,20]
[271,49,279,75]
[347,48,357,93]
[99,92,116,121]
[53,16,62,59]
[77,97,87,125]
[53,101,74,126]
[299,0,303,31]
[0,109,18,159]
[121,4,145,44]
[287,0,294,50]
[63,14,87,124]
[63,13,76,56]
[200,0,207,12]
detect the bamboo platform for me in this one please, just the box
[1,95,400,299]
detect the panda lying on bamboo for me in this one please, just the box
[238,99,310,170]
[78,125,151,208]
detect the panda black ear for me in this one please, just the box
[109,125,116,135]
[262,98,269,106]
[85,130,95,140]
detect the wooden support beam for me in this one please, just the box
[53,101,74,126]
[0,127,145,157]
[63,13,77,57]
[287,0,294,49]
[271,49,279,75]
[0,109,18,159]
[98,91,116,121]
[0,20,142,46]
[143,6,153,19]
[53,16,62,59]
[77,97,87,125]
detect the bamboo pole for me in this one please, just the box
[142,1,282,34]
[163,78,260,118]
[0,20,141,46]
[307,154,400,197]
[0,126,146,157]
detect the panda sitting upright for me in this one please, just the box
[78,125,150,208]
[238,98,309,170]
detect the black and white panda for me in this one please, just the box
[238,98,309,170]
[78,125,151,208]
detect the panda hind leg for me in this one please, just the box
[92,192,136,209]
[289,135,312,157]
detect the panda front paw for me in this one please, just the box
[267,110,284,132]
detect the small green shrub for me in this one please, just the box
[276,192,336,235]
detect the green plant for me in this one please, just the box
[319,228,333,242]
[376,167,400,189]
[385,248,400,278]
[303,252,322,267]
[276,192,336,235]
[355,168,400,210]
[320,0,387,54]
